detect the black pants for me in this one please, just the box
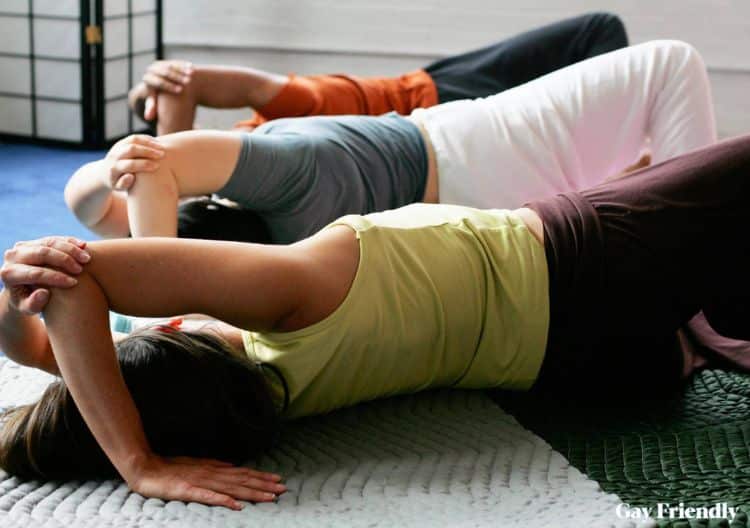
[527,135,750,395]
[425,12,628,103]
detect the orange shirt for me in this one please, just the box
[234,69,438,130]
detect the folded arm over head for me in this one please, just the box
[65,135,165,238]
[125,130,244,237]
[0,234,317,507]
[129,60,287,135]
[65,131,245,239]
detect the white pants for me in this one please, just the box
[411,40,717,209]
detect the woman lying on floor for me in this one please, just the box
[66,40,716,244]
[2,135,750,509]
[130,12,627,136]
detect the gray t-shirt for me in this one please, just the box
[216,112,428,244]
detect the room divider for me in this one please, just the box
[0,0,162,147]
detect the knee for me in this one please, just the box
[655,40,708,75]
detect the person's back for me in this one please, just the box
[244,204,550,418]
[219,113,429,243]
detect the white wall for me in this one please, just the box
[162,0,750,137]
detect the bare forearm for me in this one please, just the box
[126,131,242,237]
[153,66,285,135]
[43,273,152,482]
[190,65,286,110]
[0,289,58,374]
[65,161,130,237]
[83,237,302,331]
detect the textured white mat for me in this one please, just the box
[0,358,644,528]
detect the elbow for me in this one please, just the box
[64,163,100,219]
[43,269,105,320]
[63,170,81,212]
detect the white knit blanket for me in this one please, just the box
[0,358,647,528]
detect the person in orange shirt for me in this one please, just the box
[129,13,627,136]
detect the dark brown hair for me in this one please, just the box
[0,328,281,480]
[177,197,272,244]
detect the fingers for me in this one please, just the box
[210,471,287,495]
[1,237,91,312]
[127,456,287,511]
[112,159,160,177]
[183,485,244,511]
[152,61,193,84]
[119,143,165,161]
[68,237,87,249]
[106,136,165,188]
[143,61,193,94]
[143,72,184,94]
[142,61,193,94]
[111,136,164,160]
[170,460,287,505]
[1,262,77,289]
[6,245,82,275]
[111,133,162,151]
[18,288,51,315]
[201,478,280,504]
[194,465,287,501]
[10,237,91,268]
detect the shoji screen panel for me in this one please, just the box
[102,0,160,143]
[0,0,161,147]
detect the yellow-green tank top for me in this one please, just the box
[243,204,549,418]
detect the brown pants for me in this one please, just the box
[527,135,750,395]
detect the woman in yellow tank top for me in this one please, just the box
[1,137,750,510]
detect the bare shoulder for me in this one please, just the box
[279,226,360,332]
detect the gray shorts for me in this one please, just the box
[216,112,428,244]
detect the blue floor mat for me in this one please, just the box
[0,142,105,253]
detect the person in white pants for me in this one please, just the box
[412,39,716,210]
[64,40,716,244]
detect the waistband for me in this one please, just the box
[525,192,605,311]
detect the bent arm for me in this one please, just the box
[127,131,243,237]
[65,136,167,238]
[41,236,307,482]
[132,63,286,135]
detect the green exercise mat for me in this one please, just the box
[495,369,750,528]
